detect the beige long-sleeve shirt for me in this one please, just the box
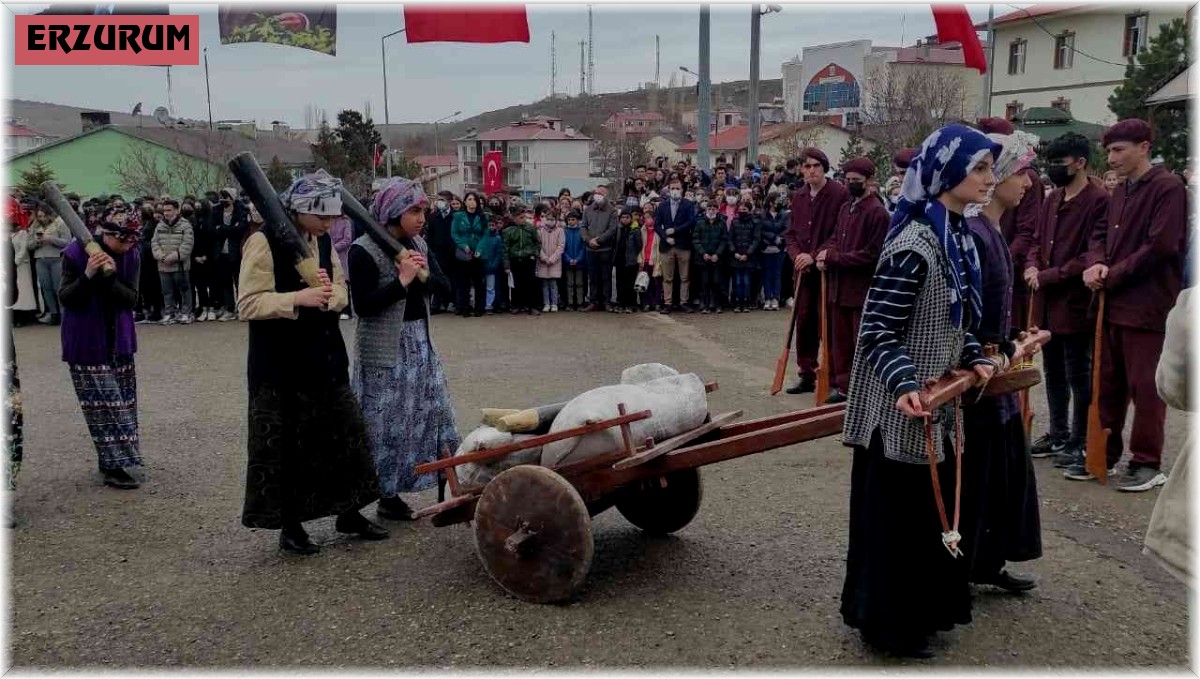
[237,231,348,321]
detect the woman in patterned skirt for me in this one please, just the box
[59,206,143,489]
[349,177,458,521]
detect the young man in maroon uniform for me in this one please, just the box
[783,148,849,394]
[815,157,889,404]
[978,117,1044,343]
[1024,133,1109,468]
[1076,119,1187,491]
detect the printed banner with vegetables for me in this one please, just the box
[218,5,337,56]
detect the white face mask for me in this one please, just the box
[435,200,447,211]
[670,189,682,200]
[726,196,738,206]
[705,211,718,220]
[593,194,606,206]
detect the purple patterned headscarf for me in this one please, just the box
[279,169,343,216]
[371,177,428,225]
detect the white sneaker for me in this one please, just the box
[195,308,207,322]
[160,314,176,326]
[218,310,237,322]
[339,313,351,321]
[550,305,558,312]
[542,305,551,313]
[207,309,219,322]
[785,297,795,309]
[179,314,194,325]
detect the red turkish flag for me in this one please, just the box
[373,144,383,168]
[482,151,504,195]
[404,5,530,44]
[932,5,987,74]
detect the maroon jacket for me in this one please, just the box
[1086,166,1187,332]
[785,179,849,261]
[1001,166,1044,269]
[819,196,889,307]
[1028,181,1108,335]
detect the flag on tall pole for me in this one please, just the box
[403,5,530,43]
[931,5,987,73]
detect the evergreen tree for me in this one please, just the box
[838,133,867,165]
[334,109,383,177]
[1108,17,1191,171]
[266,156,293,191]
[310,120,348,177]
[17,159,59,196]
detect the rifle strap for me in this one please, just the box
[923,398,965,558]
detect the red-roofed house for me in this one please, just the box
[603,109,669,137]
[983,5,1186,125]
[5,119,54,159]
[677,122,874,173]
[454,116,594,199]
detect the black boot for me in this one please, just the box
[823,388,848,404]
[102,467,139,489]
[335,510,389,540]
[279,523,319,555]
[785,376,816,395]
[975,569,1037,592]
[861,628,935,659]
[376,496,415,521]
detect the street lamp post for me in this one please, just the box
[697,5,711,174]
[748,4,782,170]
[381,27,407,178]
[434,110,462,157]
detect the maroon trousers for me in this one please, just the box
[793,275,821,379]
[829,304,861,393]
[1099,323,1167,470]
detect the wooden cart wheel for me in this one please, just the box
[474,465,594,604]
[616,468,703,536]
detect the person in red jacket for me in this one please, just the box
[783,147,849,394]
[1024,133,1109,468]
[815,157,889,404]
[1077,119,1187,492]
[978,117,1044,333]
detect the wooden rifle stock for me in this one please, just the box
[1084,292,1109,484]
[1019,299,1036,441]
[338,189,429,283]
[227,152,321,288]
[41,182,113,276]
[815,270,831,403]
[771,271,805,395]
[918,330,1052,411]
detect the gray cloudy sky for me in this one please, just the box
[5,3,990,127]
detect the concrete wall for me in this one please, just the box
[8,128,223,198]
[989,6,1187,124]
[645,136,683,163]
[782,58,804,122]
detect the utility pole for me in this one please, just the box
[203,47,213,131]
[980,4,995,119]
[748,5,761,170]
[587,6,595,95]
[698,5,711,174]
[381,28,406,178]
[551,31,557,97]
[655,35,660,86]
[579,40,586,95]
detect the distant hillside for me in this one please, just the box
[381,78,784,155]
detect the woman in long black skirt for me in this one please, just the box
[840,124,1003,658]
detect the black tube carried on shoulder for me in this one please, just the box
[339,188,429,282]
[41,181,113,276]
[228,151,321,287]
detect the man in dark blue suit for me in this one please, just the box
[654,177,697,313]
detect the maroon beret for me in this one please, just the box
[976,117,1015,135]
[1103,118,1154,147]
[841,157,876,179]
[801,147,830,172]
[893,148,916,170]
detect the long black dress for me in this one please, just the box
[961,215,1042,578]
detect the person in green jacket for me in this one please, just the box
[450,192,488,317]
[503,205,542,316]
[477,221,505,314]
[694,202,731,314]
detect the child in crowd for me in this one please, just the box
[536,204,564,312]
[477,218,505,314]
[503,205,542,316]
[760,191,789,310]
[562,210,587,311]
[729,199,761,312]
[693,201,730,314]
[635,205,661,311]
[613,207,640,314]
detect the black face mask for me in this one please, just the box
[1046,164,1076,188]
[847,183,867,198]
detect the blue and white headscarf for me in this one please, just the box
[885,124,1001,329]
[279,169,343,216]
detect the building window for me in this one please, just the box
[1124,13,1148,57]
[1053,32,1075,69]
[844,111,861,128]
[1008,39,1027,75]
[1004,101,1024,120]
[1051,98,1071,113]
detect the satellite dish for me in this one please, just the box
[153,106,171,126]
[131,102,142,117]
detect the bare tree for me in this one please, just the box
[765,124,823,167]
[111,135,235,198]
[860,63,972,153]
[590,128,648,182]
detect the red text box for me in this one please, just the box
[15,15,199,66]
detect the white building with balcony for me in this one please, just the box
[455,117,594,200]
[985,5,1189,125]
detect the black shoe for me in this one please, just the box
[102,468,139,489]
[785,377,816,395]
[1030,433,1068,458]
[683,305,695,314]
[823,389,848,404]
[335,511,390,540]
[975,570,1037,592]
[861,629,935,659]
[279,526,319,555]
[376,496,415,521]
[1052,449,1083,469]
[659,305,671,314]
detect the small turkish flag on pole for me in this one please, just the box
[482,151,504,195]
[404,5,530,44]
[932,5,987,74]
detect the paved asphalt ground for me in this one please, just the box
[8,310,1192,669]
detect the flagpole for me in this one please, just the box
[381,28,407,179]
[981,4,994,119]
[204,47,214,131]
